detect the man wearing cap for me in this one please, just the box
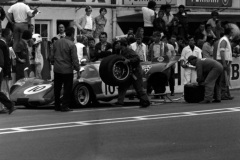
[129,33,147,62]
[114,38,150,108]
[179,36,202,84]
[187,56,223,103]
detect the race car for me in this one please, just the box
[10,55,180,108]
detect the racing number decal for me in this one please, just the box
[101,82,118,96]
[24,84,52,95]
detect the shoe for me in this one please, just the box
[221,96,233,100]
[113,102,124,107]
[0,109,8,114]
[8,102,16,115]
[212,100,221,103]
[199,100,211,104]
[140,101,151,108]
[61,108,73,112]
[228,96,234,100]
[170,92,175,96]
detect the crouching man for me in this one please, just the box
[114,38,150,108]
[187,55,223,103]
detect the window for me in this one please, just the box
[35,21,50,41]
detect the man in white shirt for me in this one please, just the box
[142,1,156,37]
[129,33,147,62]
[179,36,202,84]
[75,35,87,63]
[215,27,234,100]
[75,6,96,38]
[8,0,38,51]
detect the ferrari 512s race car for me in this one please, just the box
[10,55,179,108]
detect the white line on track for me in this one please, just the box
[0,107,240,135]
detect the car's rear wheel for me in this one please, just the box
[73,84,92,107]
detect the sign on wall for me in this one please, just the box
[186,0,232,7]
[123,0,177,5]
[27,0,112,5]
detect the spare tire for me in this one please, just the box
[99,55,131,86]
[184,84,204,103]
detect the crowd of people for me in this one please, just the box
[0,0,239,113]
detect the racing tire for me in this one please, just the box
[148,73,167,94]
[99,55,131,86]
[73,84,92,107]
[184,84,205,103]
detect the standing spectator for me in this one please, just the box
[187,56,223,103]
[86,37,96,62]
[169,34,179,54]
[148,31,168,61]
[206,24,216,38]
[194,23,207,48]
[214,20,224,40]
[135,27,144,38]
[32,34,44,79]
[176,36,186,55]
[175,5,188,40]
[129,33,147,62]
[162,36,176,96]
[114,39,150,108]
[28,23,34,34]
[153,10,166,33]
[162,4,174,39]
[0,6,6,35]
[75,35,87,63]
[56,24,66,39]
[0,28,16,114]
[207,11,219,31]
[179,36,202,84]
[94,8,107,43]
[215,27,234,100]
[51,27,80,112]
[76,6,96,38]
[142,0,156,37]
[93,32,112,61]
[202,36,215,58]
[8,0,38,51]
[15,30,32,81]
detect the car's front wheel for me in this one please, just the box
[73,84,92,107]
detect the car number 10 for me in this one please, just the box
[101,82,118,96]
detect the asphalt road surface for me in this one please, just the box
[1,90,240,160]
